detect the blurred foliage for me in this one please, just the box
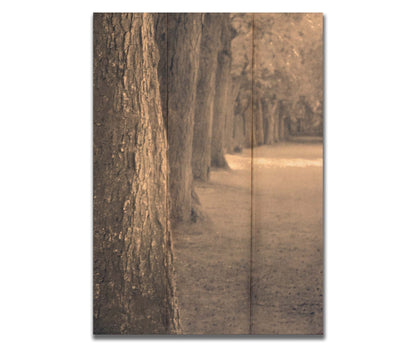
[231,13,323,134]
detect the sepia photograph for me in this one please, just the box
[3,0,416,345]
[93,13,322,335]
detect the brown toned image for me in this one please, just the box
[93,13,323,335]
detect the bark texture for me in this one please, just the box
[154,13,168,128]
[93,13,180,334]
[191,14,222,181]
[166,14,203,222]
[211,15,233,168]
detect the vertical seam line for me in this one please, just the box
[249,13,255,335]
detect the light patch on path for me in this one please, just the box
[226,154,323,170]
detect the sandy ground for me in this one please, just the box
[172,142,323,335]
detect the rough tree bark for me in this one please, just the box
[191,14,222,181]
[211,14,233,168]
[93,13,180,334]
[154,14,168,128]
[166,14,203,222]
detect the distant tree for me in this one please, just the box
[231,13,323,144]
[230,13,253,149]
[211,14,234,168]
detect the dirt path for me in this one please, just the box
[172,142,323,334]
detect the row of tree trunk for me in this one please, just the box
[93,12,321,335]
[227,91,289,150]
[93,13,236,334]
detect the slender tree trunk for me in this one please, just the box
[262,98,275,145]
[167,14,203,222]
[192,14,221,181]
[244,99,253,148]
[233,91,252,148]
[271,101,279,142]
[254,98,264,145]
[225,81,241,152]
[93,13,180,334]
[211,14,233,168]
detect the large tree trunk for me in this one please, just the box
[191,14,221,181]
[211,14,233,168]
[166,14,203,223]
[93,13,180,334]
[167,13,203,223]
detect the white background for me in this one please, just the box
[1,0,415,346]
